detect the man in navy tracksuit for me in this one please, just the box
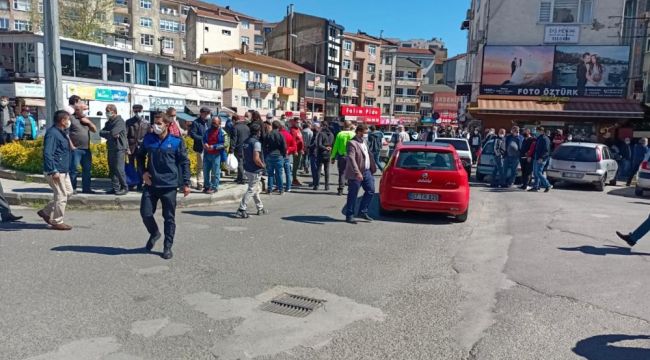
[137,113,191,260]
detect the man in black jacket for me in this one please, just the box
[125,104,149,191]
[530,126,552,192]
[264,121,287,194]
[188,107,210,189]
[230,114,250,184]
[490,129,507,188]
[100,104,128,196]
[316,121,334,190]
[519,128,535,190]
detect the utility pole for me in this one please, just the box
[43,0,63,127]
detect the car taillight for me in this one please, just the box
[642,161,650,170]
[596,147,602,161]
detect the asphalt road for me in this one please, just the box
[2,171,650,360]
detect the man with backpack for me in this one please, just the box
[490,128,507,188]
[367,125,384,172]
[504,126,523,187]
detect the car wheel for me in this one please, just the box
[609,178,617,186]
[595,175,606,192]
[379,204,393,217]
[476,172,485,182]
[635,186,644,197]
[454,208,469,223]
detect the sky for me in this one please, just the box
[207,0,471,57]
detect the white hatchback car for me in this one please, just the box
[634,153,650,196]
[546,143,618,191]
[431,137,473,175]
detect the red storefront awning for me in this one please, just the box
[473,98,644,118]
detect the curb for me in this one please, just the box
[5,186,247,210]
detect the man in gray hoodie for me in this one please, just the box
[100,104,128,195]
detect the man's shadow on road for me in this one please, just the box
[573,334,650,360]
[51,245,162,257]
[558,245,650,257]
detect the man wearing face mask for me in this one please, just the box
[100,104,128,196]
[470,128,482,163]
[126,104,150,191]
[137,113,191,260]
[0,96,15,145]
[68,103,97,194]
[189,107,211,190]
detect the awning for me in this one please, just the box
[185,104,201,116]
[176,112,196,122]
[472,98,644,118]
[23,98,46,107]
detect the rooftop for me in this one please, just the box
[188,0,262,22]
[200,49,308,74]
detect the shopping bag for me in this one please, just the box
[125,162,140,187]
[226,153,238,171]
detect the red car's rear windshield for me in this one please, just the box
[396,150,456,171]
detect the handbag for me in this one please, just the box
[125,161,140,187]
[226,153,238,171]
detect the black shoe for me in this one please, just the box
[544,186,551,193]
[357,213,373,222]
[616,231,636,247]
[345,217,357,224]
[162,246,173,260]
[115,189,128,196]
[1,214,23,223]
[337,189,343,196]
[106,189,117,195]
[527,188,539,192]
[145,232,161,251]
[235,209,249,219]
[81,190,97,195]
[325,186,330,191]
[312,185,318,190]
[257,208,268,216]
[279,191,284,196]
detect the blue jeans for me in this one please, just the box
[491,157,505,187]
[532,158,550,189]
[70,148,92,192]
[504,156,519,186]
[617,159,631,181]
[266,154,284,192]
[631,214,650,242]
[284,155,293,191]
[203,153,222,190]
[345,169,375,218]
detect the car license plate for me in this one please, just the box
[563,172,584,179]
[408,193,439,201]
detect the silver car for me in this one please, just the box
[546,143,618,191]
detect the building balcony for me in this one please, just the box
[394,96,420,104]
[277,86,294,96]
[162,48,174,56]
[354,50,368,60]
[395,79,421,87]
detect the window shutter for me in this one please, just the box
[539,1,552,23]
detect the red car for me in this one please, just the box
[379,142,470,222]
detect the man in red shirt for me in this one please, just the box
[289,118,304,187]
[280,122,297,192]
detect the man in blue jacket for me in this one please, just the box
[529,126,552,192]
[37,110,73,230]
[137,113,191,260]
[628,137,649,186]
[504,126,523,187]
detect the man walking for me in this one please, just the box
[519,128,535,190]
[137,114,191,260]
[367,125,384,172]
[280,121,297,192]
[69,103,97,194]
[0,180,22,222]
[202,116,228,194]
[469,128,482,163]
[490,129,507,188]
[126,104,150,191]
[301,122,313,174]
[290,118,304,187]
[37,110,73,230]
[628,138,649,187]
[316,121,334,190]
[235,122,267,218]
[100,104,128,195]
[0,96,14,145]
[529,126,552,192]
[264,120,287,194]
[230,115,250,184]
[189,107,210,190]
[343,124,377,224]
[504,126,523,187]
[331,120,356,196]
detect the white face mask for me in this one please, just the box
[0,100,8,106]
[65,120,71,129]
[363,134,369,141]
[153,124,164,135]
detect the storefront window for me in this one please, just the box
[74,50,102,80]
[136,60,168,87]
[107,56,130,83]
[172,67,197,87]
[200,71,220,90]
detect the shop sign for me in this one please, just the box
[68,84,96,100]
[111,90,128,102]
[150,96,185,111]
[544,25,580,44]
[246,81,272,91]
[15,83,45,98]
[95,88,113,101]
[340,105,380,119]
[326,79,340,98]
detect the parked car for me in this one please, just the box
[379,142,470,222]
[475,139,522,183]
[431,137,472,175]
[546,143,618,191]
[635,153,650,196]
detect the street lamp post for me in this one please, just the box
[43,0,64,127]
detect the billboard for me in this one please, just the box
[480,45,630,98]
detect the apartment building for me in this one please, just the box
[0,0,40,32]
[340,32,381,108]
[200,45,303,117]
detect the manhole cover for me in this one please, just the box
[260,293,326,317]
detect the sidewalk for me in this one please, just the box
[0,168,246,210]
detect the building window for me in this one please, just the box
[181,5,189,15]
[407,88,417,96]
[0,18,8,30]
[140,17,152,28]
[384,56,393,65]
[241,20,250,29]
[162,37,174,52]
[367,64,376,73]
[342,59,351,70]
[180,24,185,32]
[140,33,154,46]
[291,79,297,88]
[341,96,350,104]
[352,79,359,89]
[222,29,231,36]
[365,97,375,106]
[406,105,417,113]
[113,14,129,26]
[369,45,377,56]
[12,0,30,11]
[350,97,359,105]
[328,47,338,58]
[268,99,275,109]
[395,88,404,95]
[160,4,177,15]
[394,105,403,112]
[329,27,338,38]
[342,78,350,87]
[343,40,352,51]
[382,104,390,114]
[253,71,262,82]
[290,101,297,111]
[135,61,168,87]
[396,70,404,78]
[268,74,276,86]
[279,76,287,87]
[62,49,102,80]
[353,62,360,71]
[385,70,393,79]
[328,66,337,77]
[539,0,593,24]
[107,56,131,82]
[0,0,7,10]
[240,70,249,82]
[14,20,31,31]
[420,95,430,102]
[115,0,127,6]
[61,47,74,76]
[241,96,250,107]
[200,72,220,90]
[241,36,250,45]
[407,71,417,79]
[140,0,151,8]
[253,98,262,109]
[160,19,180,32]
[383,86,391,97]
[14,42,35,73]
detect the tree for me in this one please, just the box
[31,0,114,44]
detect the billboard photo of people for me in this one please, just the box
[553,46,630,97]
[481,46,555,95]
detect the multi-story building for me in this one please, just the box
[419,84,461,126]
[185,8,240,61]
[464,0,643,139]
[0,0,42,32]
[340,32,381,108]
[388,37,448,84]
[442,54,467,89]
[200,45,303,118]
[265,11,344,122]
